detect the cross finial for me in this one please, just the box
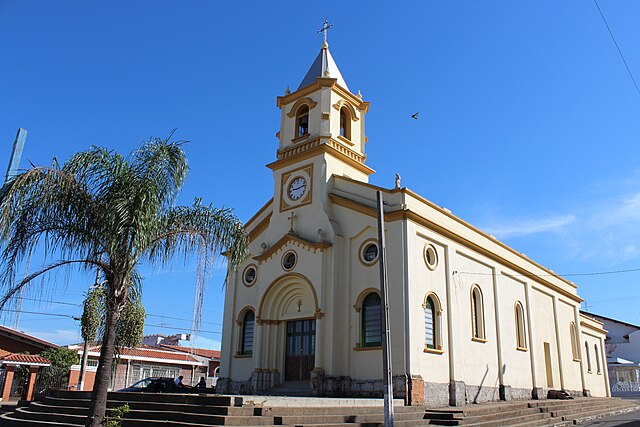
[318,18,333,45]
[287,211,297,234]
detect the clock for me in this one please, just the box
[288,177,307,200]
[280,164,313,212]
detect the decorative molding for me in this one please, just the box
[277,78,369,113]
[328,188,583,303]
[256,319,282,325]
[291,134,310,144]
[314,308,325,319]
[267,138,374,176]
[245,199,273,231]
[337,135,354,146]
[423,347,444,355]
[354,346,381,351]
[279,163,313,212]
[248,213,271,243]
[253,234,331,263]
[286,97,318,118]
[580,321,607,335]
[332,100,360,121]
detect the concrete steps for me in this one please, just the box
[1,390,637,427]
[424,397,639,427]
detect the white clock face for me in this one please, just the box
[288,177,307,200]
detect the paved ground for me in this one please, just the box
[579,407,640,426]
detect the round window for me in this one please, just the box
[424,244,438,270]
[243,265,257,286]
[361,241,379,264]
[282,251,297,271]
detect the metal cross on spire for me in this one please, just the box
[318,18,333,44]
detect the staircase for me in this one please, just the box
[423,397,639,426]
[0,390,637,427]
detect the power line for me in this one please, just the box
[1,308,222,335]
[1,308,78,320]
[9,295,222,326]
[455,266,640,279]
[593,0,640,97]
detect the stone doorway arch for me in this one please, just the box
[254,273,321,389]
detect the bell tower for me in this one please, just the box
[267,39,373,240]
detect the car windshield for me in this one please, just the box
[129,378,156,389]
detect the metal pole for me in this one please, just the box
[376,191,394,427]
[5,128,27,183]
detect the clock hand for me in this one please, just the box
[291,185,305,191]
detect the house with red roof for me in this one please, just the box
[0,325,56,402]
[68,344,217,391]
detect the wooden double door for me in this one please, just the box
[284,319,316,381]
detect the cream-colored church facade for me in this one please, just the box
[218,42,610,407]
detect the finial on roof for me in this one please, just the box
[318,18,333,45]
[285,85,291,95]
[357,90,362,99]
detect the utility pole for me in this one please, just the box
[5,128,27,182]
[376,191,395,427]
[5,128,27,330]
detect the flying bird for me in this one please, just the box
[411,112,419,120]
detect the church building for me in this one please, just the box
[218,39,610,407]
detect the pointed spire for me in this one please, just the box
[297,38,349,91]
[297,42,349,91]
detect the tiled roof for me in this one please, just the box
[0,325,58,349]
[159,345,220,360]
[86,346,199,363]
[2,353,51,365]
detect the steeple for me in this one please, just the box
[297,42,349,91]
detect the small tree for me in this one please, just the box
[0,135,248,426]
[40,347,80,370]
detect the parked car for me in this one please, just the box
[118,377,183,393]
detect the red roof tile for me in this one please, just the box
[2,353,51,365]
[159,344,220,359]
[86,346,200,363]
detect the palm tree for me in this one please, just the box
[0,135,248,427]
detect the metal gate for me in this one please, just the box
[33,366,69,398]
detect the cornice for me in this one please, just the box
[277,78,369,112]
[245,199,273,230]
[328,191,583,303]
[248,213,271,243]
[580,320,607,335]
[266,138,375,176]
[252,233,331,262]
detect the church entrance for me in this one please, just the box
[284,319,315,381]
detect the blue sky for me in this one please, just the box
[1,1,640,348]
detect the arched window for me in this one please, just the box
[595,344,601,374]
[585,341,591,372]
[514,302,526,349]
[570,323,579,360]
[295,105,309,138]
[362,292,382,348]
[240,310,255,356]
[339,107,351,140]
[424,293,442,351]
[471,286,485,340]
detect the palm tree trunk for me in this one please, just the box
[86,299,121,427]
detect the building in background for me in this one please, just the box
[582,311,640,396]
[68,342,216,391]
[0,325,56,402]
